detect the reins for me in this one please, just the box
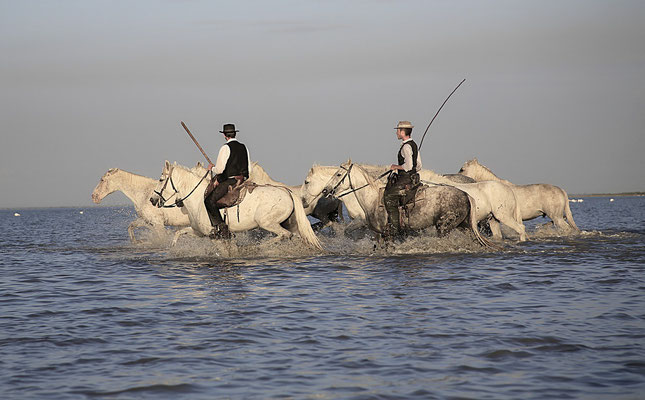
[156,167,211,208]
[331,165,392,199]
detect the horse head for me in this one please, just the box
[91,168,120,204]
[301,160,354,208]
[150,161,177,208]
[458,158,479,175]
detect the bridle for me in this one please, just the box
[322,163,353,198]
[154,165,210,208]
[323,163,392,199]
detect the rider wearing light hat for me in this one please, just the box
[204,123,252,239]
[384,121,422,239]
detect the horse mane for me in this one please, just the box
[250,162,282,185]
[104,167,153,181]
[462,158,512,184]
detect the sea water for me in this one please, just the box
[1,197,644,399]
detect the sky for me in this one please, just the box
[1,0,644,208]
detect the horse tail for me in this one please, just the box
[287,189,323,251]
[562,189,580,232]
[465,193,497,249]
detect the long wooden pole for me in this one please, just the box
[418,78,466,151]
[181,121,213,165]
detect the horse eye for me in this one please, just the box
[304,180,309,185]
[336,173,341,177]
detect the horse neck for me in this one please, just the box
[251,165,282,186]
[345,166,380,215]
[112,170,156,205]
[171,167,201,197]
[473,164,513,185]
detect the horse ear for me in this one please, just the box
[164,160,171,171]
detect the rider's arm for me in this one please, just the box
[212,145,230,175]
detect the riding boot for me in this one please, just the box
[209,223,231,240]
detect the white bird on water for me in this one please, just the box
[14,213,20,217]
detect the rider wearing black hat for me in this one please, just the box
[204,123,251,239]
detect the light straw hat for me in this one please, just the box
[394,121,414,129]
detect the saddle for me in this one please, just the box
[380,183,426,229]
[215,178,258,208]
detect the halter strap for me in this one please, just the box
[333,167,392,199]
[155,167,210,208]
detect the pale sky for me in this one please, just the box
[1,0,644,208]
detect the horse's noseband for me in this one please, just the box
[153,170,179,207]
[325,164,352,198]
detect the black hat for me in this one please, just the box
[220,124,239,134]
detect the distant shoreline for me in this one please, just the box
[2,193,645,210]
[570,192,645,198]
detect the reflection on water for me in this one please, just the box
[0,197,644,399]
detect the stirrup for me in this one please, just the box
[209,225,231,240]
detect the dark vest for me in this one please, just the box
[218,140,249,182]
[397,140,419,175]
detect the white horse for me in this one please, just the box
[302,162,493,247]
[91,168,190,242]
[300,164,473,234]
[459,159,580,232]
[149,161,322,250]
[304,164,526,241]
[192,162,343,228]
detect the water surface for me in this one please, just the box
[1,197,644,399]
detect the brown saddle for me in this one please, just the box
[380,183,424,208]
[215,179,258,208]
[380,183,426,229]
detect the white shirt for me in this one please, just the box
[211,138,253,177]
[399,139,422,172]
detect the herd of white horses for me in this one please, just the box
[92,158,579,251]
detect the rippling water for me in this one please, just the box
[1,197,644,399]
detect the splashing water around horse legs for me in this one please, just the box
[91,168,190,242]
[149,161,322,250]
[302,161,493,248]
[459,158,579,232]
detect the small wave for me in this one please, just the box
[76,382,198,397]
[453,365,503,374]
[479,349,534,360]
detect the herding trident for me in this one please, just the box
[418,78,466,151]
[181,121,213,165]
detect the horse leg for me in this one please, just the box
[171,227,197,246]
[127,218,149,243]
[551,215,572,232]
[494,213,527,242]
[435,212,462,237]
[488,218,503,240]
[262,223,294,245]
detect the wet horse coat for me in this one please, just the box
[150,161,322,250]
[302,162,492,247]
[459,158,579,232]
[91,168,190,242]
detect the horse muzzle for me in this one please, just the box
[322,188,336,199]
[150,197,163,208]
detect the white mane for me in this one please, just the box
[461,158,512,184]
